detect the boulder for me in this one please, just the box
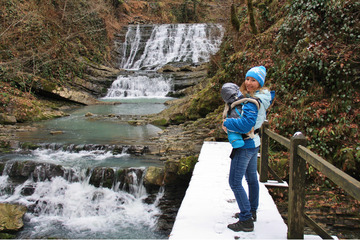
[117,168,145,193]
[89,167,115,188]
[5,161,65,182]
[163,160,180,185]
[0,203,27,232]
[6,161,37,182]
[144,166,165,186]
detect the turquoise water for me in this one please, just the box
[17,98,170,145]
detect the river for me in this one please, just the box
[0,23,224,239]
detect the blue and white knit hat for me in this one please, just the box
[245,66,266,87]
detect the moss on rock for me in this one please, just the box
[177,156,198,175]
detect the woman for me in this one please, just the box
[222,66,274,232]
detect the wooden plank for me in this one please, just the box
[288,133,307,239]
[298,145,360,202]
[268,166,284,183]
[304,214,333,240]
[264,128,291,149]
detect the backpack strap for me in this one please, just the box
[222,97,260,119]
[230,97,260,110]
[222,103,230,119]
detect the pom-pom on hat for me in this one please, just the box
[245,66,266,87]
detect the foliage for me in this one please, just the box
[0,0,119,119]
[172,0,201,23]
[269,0,360,178]
[177,156,198,175]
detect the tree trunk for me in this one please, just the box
[247,0,258,35]
[231,4,240,31]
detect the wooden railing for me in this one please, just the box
[259,121,360,239]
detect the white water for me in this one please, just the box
[107,23,224,99]
[0,147,166,238]
[104,74,172,98]
[120,23,224,70]
[1,175,164,239]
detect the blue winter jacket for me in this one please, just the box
[223,89,274,148]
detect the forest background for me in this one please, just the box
[1,0,359,236]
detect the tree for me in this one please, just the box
[247,0,258,34]
[231,3,241,31]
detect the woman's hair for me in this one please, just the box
[239,82,269,97]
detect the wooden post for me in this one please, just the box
[288,132,307,239]
[259,121,269,182]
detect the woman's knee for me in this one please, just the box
[229,180,243,190]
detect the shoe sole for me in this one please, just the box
[228,226,254,232]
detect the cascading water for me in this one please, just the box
[106,23,224,98]
[119,23,224,71]
[0,152,165,239]
[104,74,172,98]
[1,23,224,239]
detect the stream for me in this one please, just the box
[0,23,224,239]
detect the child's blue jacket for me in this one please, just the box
[223,89,274,148]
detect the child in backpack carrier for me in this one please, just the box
[221,83,257,148]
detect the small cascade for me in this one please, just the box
[117,23,224,70]
[20,142,150,155]
[0,160,164,239]
[104,74,172,98]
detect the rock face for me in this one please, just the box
[32,59,121,105]
[0,203,27,232]
[52,87,103,105]
[157,63,209,97]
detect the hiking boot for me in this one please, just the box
[227,218,254,232]
[234,211,257,222]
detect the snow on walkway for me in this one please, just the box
[169,141,287,239]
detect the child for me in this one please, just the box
[221,83,260,148]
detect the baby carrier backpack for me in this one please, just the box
[221,83,260,148]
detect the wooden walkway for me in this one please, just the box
[169,141,287,239]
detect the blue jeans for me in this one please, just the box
[229,147,259,221]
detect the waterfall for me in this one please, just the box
[107,23,224,98]
[119,23,224,70]
[104,74,172,98]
